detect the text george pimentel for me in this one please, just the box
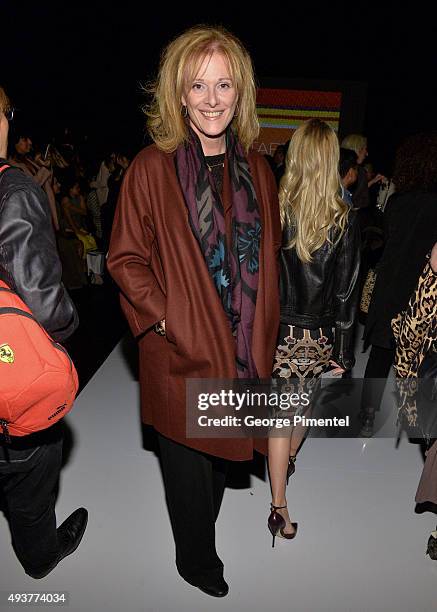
[197,415,350,428]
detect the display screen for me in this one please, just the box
[255,88,342,156]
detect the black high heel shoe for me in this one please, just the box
[426,527,437,560]
[286,455,296,485]
[267,503,298,548]
[359,409,375,438]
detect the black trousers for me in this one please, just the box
[361,344,396,414]
[0,425,63,575]
[157,433,228,584]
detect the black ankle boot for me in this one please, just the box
[27,508,88,579]
[196,576,229,597]
[182,573,229,597]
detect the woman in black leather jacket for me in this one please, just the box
[267,119,360,544]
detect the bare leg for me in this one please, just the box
[289,377,316,459]
[268,436,296,535]
[289,422,307,458]
[269,325,330,537]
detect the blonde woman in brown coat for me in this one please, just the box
[107,26,281,597]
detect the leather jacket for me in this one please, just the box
[279,213,360,370]
[0,159,78,342]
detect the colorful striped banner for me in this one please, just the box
[254,88,342,156]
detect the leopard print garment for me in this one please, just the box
[392,260,437,426]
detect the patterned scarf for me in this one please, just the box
[176,127,261,378]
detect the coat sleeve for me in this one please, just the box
[332,213,361,370]
[106,155,166,337]
[393,260,437,377]
[0,184,78,342]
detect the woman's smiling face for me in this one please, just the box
[182,51,238,153]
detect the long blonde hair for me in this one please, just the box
[280,119,349,263]
[144,25,259,153]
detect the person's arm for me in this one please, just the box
[393,255,437,377]
[106,156,166,337]
[0,112,8,158]
[28,156,53,187]
[0,184,78,341]
[368,173,386,188]
[332,213,361,370]
[62,197,84,234]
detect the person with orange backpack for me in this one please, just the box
[0,86,88,579]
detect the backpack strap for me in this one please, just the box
[0,164,10,174]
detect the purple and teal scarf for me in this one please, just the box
[176,127,261,378]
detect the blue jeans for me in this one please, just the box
[0,424,63,575]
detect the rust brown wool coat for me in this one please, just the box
[107,144,281,460]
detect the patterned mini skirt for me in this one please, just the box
[272,324,334,393]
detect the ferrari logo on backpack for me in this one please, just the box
[0,343,14,364]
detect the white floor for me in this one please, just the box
[1,328,436,612]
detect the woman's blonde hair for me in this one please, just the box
[279,119,349,263]
[340,133,367,155]
[0,86,11,114]
[144,25,259,153]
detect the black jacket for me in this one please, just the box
[0,159,78,342]
[350,165,369,209]
[364,190,437,350]
[279,213,360,370]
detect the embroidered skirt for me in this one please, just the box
[269,325,335,437]
[273,324,334,392]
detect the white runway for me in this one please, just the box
[1,328,436,612]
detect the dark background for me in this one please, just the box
[2,3,436,173]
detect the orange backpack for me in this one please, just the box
[0,166,78,441]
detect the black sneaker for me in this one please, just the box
[27,508,88,579]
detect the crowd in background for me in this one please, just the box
[6,118,393,296]
[6,124,132,291]
[7,118,436,350]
